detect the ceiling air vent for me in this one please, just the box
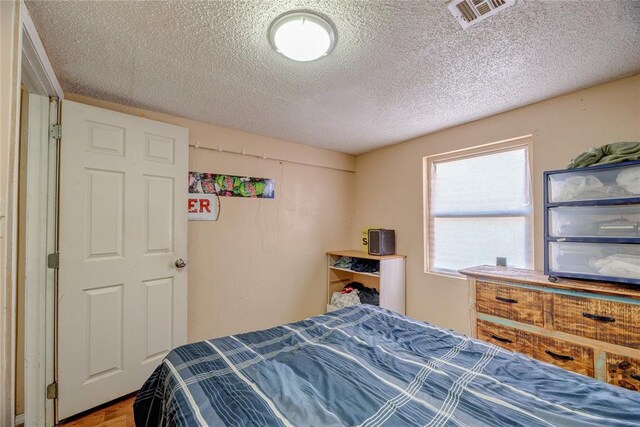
[448,0,515,29]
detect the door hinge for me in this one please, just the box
[49,123,62,139]
[46,381,57,399]
[47,252,59,269]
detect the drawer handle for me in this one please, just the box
[631,373,640,381]
[490,334,513,344]
[545,350,574,362]
[582,312,616,323]
[495,296,518,304]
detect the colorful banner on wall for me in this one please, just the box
[189,172,275,199]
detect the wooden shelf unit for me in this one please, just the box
[327,251,406,314]
[461,265,640,392]
[329,265,380,278]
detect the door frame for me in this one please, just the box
[20,2,63,98]
[19,93,59,427]
[1,2,23,426]
[19,3,63,426]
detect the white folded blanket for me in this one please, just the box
[617,166,640,195]
[552,175,607,201]
[591,254,640,279]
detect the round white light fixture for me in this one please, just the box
[269,11,336,62]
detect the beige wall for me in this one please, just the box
[353,74,640,334]
[66,94,356,341]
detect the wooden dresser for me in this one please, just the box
[461,265,640,392]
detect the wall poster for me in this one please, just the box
[189,172,275,198]
[188,171,275,221]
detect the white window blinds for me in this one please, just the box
[428,145,533,275]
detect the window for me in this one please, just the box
[425,139,533,275]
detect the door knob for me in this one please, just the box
[175,259,187,268]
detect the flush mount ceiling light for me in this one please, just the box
[269,11,336,62]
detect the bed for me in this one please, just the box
[134,305,640,426]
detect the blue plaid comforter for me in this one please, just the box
[134,305,640,426]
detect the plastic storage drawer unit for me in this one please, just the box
[544,160,640,285]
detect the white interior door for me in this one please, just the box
[58,100,188,419]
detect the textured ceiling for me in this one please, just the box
[26,0,640,154]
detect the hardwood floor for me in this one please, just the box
[59,394,136,427]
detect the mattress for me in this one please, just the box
[134,305,640,426]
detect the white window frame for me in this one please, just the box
[423,136,534,277]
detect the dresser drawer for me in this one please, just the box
[551,294,640,349]
[476,318,594,377]
[607,354,640,392]
[531,335,594,377]
[476,320,529,354]
[476,281,544,326]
